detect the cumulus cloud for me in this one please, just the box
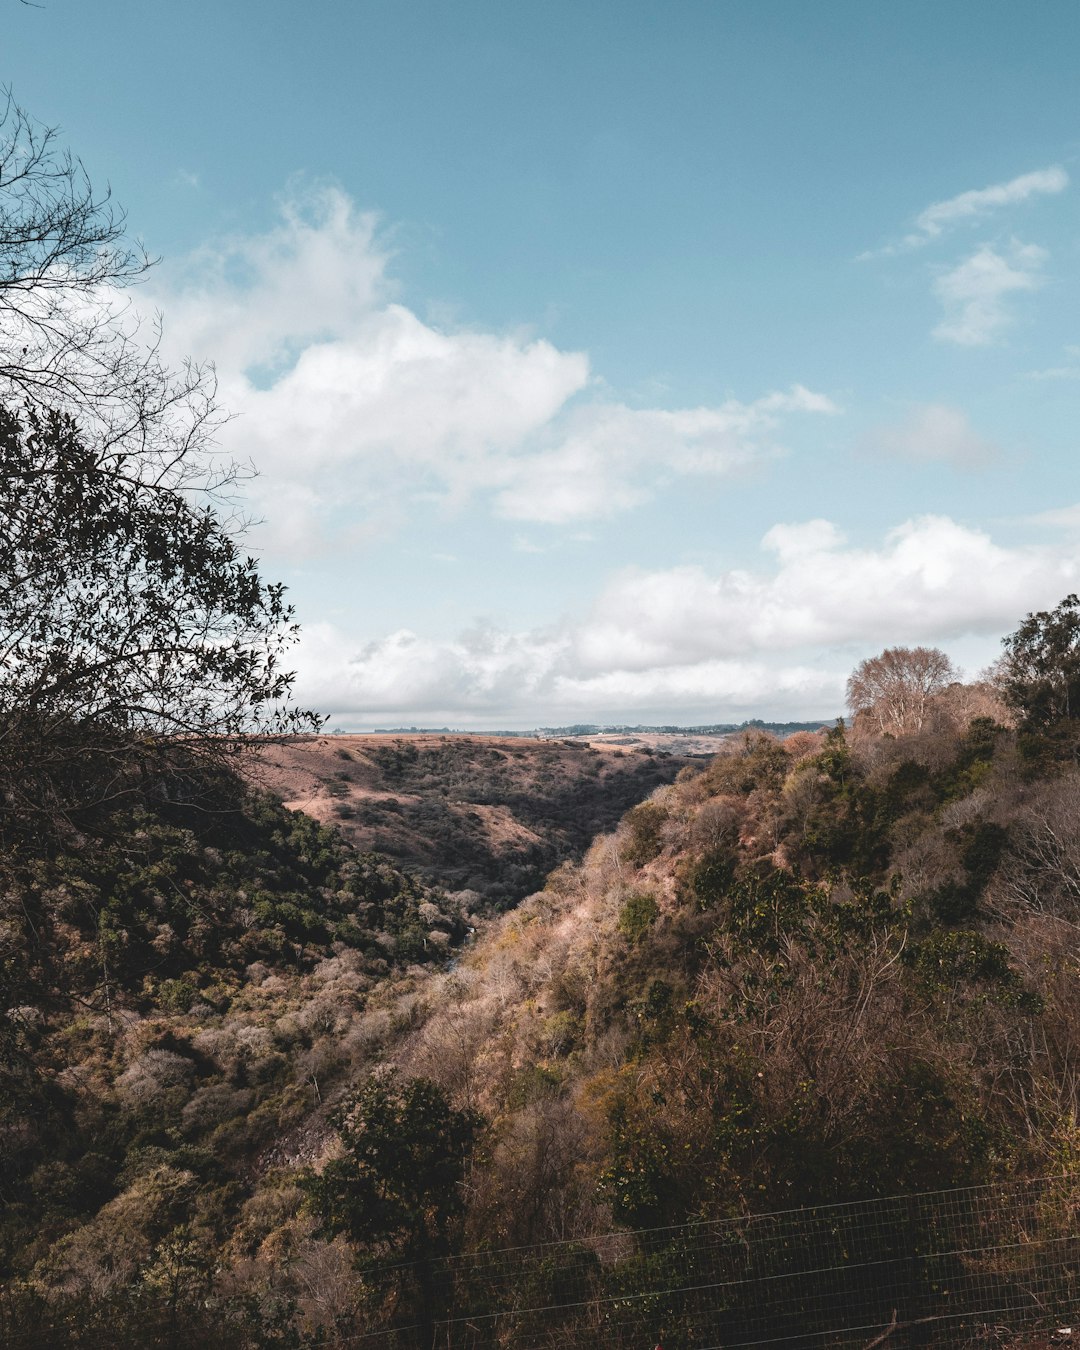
[157,187,390,373]
[141,185,835,554]
[295,621,843,725]
[293,514,1080,725]
[861,403,1000,468]
[932,241,1047,345]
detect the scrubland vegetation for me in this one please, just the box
[7,608,1080,1345]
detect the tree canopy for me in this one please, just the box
[998,593,1080,733]
[0,404,319,834]
[846,645,957,737]
[306,1073,481,1265]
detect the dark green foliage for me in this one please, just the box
[685,849,735,909]
[622,800,668,865]
[796,725,889,874]
[908,930,1043,1012]
[918,819,1008,926]
[5,785,459,1001]
[937,715,1002,799]
[597,1098,679,1228]
[0,405,320,848]
[1000,593,1080,731]
[305,1074,480,1262]
[304,1074,481,1344]
[698,731,788,796]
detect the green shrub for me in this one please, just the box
[618,892,659,943]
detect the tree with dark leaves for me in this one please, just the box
[999,594,1080,733]
[0,403,320,836]
[305,1074,481,1341]
[0,98,320,838]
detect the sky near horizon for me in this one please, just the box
[9,1,1080,728]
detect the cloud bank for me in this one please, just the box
[293,514,1080,726]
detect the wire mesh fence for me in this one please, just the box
[2,1175,1076,1348]
[348,1175,1080,1349]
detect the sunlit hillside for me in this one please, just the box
[8,618,1080,1344]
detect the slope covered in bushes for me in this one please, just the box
[8,609,1080,1345]
[0,768,471,1346]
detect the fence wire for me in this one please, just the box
[350,1176,1080,1349]
[3,1176,1076,1348]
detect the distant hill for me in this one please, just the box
[247,733,690,908]
[537,718,839,737]
[328,718,840,739]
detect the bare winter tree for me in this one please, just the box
[0,92,223,491]
[846,646,958,737]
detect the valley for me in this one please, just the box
[247,733,690,908]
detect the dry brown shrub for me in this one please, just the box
[688,795,745,856]
[890,821,965,899]
[115,1048,195,1107]
[469,1096,596,1245]
[783,729,826,760]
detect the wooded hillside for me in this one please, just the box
[6,609,1080,1345]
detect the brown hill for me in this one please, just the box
[246,733,690,908]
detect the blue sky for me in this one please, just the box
[10,1,1080,726]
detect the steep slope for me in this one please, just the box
[8,698,1080,1346]
[0,769,468,1347]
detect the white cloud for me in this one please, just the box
[861,166,1068,256]
[492,389,838,525]
[294,622,571,719]
[910,166,1067,245]
[861,403,1000,468]
[293,514,1080,725]
[141,185,835,554]
[157,186,389,373]
[932,241,1047,345]
[580,515,1073,668]
[1025,344,1080,380]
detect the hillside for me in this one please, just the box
[246,734,688,908]
[0,772,472,1347]
[7,624,1080,1344]
[6,669,1080,1344]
